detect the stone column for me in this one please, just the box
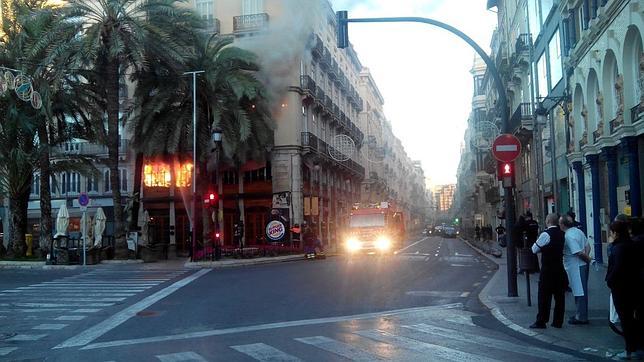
[572,161,587,233]
[586,154,603,263]
[601,146,618,221]
[622,137,642,217]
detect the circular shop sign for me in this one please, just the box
[265,220,286,241]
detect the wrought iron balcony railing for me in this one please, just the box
[233,13,269,34]
[204,17,221,34]
[515,33,532,53]
[509,102,534,132]
[631,104,643,124]
[300,75,316,95]
[592,129,602,144]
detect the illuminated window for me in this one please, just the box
[174,163,193,188]
[143,163,192,188]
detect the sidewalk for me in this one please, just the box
[463,237,624,360]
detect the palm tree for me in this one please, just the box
[49,0,201,242]
[129,34,274,242]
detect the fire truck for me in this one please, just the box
[343,202,405,254]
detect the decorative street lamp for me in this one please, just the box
[0,66,43,109]
[211,127,222,260]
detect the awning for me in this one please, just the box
[487,0,498,9]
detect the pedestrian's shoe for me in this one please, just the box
[550,323,562,328]
[568,317,589,325]
[529,322,546,329]
[614,351,632,360]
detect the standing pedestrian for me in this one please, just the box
[529,213,567,329]
[496,223,506,247]
[559,214,592,325]
[475,225,481,241]
[606,220,640,360]
[525,211,540,249]
[513,215,526,248]
[629,217,644,357]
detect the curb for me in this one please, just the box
[100,259,144,264]
[462,237,600,357]
[0,261,81,270]
[185,254,308,268]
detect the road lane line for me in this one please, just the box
[155,351,208,362]
[355,329,495,362]
[55,268,211,349]
[56,315,87,321]
[403,323,576,360]
[73,309,102,313]
[0,302,113,308]
[0,297,125,302]
[7,334,47,341]
[80,303,463,350]
[0,347,17,356]
[460,292,470,297]
[33,323,69,330]
[295,336,384,361]
[231,343,302,361]
[395,237,428,253]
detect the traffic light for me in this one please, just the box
[204,192,218,205]
[337,11,349,48]
[498,161,515,187]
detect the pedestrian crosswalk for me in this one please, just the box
[144,317,579,362]
[0,268,188,358]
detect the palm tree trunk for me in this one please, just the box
[128,152,144,232]
[106,60,124,240]
[8,187,30,258]
[37,124,52,257]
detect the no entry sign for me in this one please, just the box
[492,134,521,162]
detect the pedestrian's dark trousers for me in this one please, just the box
[536,280,565,326]
[612,289,638,353]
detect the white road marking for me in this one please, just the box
[56,269,211,349]
[155,351,208,362]
[56,315,87,321]
[0,293,136,297]
[395,237,428,253]
[7,334,47,341]
[403,323,577,360]
[405,291,467,298]
[355,329,495,362]
[295,336,384,361]
[231,343,302,361]
[0,347,18,356]
[33,323,69,330]
[0,308,71,313]
[0,297,125,302]
[73,309,102,313]
[473,282,481,287]
[450,264,468,267]
[443,315,476,327]
[0,302,113,308]
[80,303,463,350]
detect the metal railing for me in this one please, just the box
[52,140,128,157]
[515,33,532,53]
[233,13,269,33]
[609,117,621,134]
[311,34,323,58]
[509,103,533,131]
[204,18,221,34]
[592,129,602,144]
[300,75,316,94]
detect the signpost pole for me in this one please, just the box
[79,193,90,266]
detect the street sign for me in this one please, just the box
[492,134,521,162]
[78,192,90,206]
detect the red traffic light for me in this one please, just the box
[204,192,218,204]
[209,193,216,200]
[503,163,512,174]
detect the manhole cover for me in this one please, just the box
[0,332,17,340]
[136,310,158,317]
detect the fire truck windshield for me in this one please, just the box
[349,213,385,228]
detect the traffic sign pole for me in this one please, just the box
[79,193,90,266]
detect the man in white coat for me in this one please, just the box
[559,214,592,324]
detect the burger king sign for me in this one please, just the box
[266,220,286,241]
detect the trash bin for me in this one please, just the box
[518,247,539,273]
[25,234,33,257]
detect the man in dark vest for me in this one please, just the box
[529,213,568,329]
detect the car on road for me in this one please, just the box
[443,226,459,238]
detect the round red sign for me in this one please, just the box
[492,134,522,162]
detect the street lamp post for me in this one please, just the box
[185,70,204,262]
[336,12,518,297]
[535,94,570,216]
[211,128,223,260]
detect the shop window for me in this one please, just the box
[104,170,112,192]
[87,175,99,193]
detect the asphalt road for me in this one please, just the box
[0,235,590,361]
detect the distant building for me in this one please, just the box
[434,184,456,213]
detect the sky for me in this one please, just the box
[330,0,497,186]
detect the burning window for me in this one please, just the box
[144,163,193,188]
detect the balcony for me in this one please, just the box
[52,140,128,157]
[203,17,221,34]
[515,33,532,54]
[301,132,319,152]
[338,73,348,90]
[314,86,325,105]
[320,48,331,68]
[324,95,333,110]
[233,13,269,34]
[311,34,323,59]
[509,102,534,132]
[300,75,316,95]
[328,59,338,79]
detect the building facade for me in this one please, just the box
[15,0,429,254]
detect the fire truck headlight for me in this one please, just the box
[346,238,362,252]
[376,237,391,251]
